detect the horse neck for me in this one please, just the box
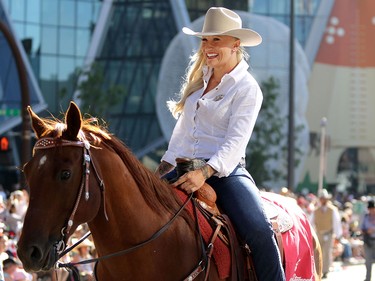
[87,148,170,253]
[84,146,203,279]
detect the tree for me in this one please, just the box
[59,63,125,120]
[246,76,303,189]
[76,63,124,119]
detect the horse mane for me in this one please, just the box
[39,115,187,218]
[102,136,185,217]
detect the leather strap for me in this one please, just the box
[220,214,241,281]
[203,222,223,281]
[271,220,285,266]
[243,244,258,281]
[183,261,206,281]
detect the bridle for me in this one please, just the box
[33,137,107,256]
[32,137,206,280]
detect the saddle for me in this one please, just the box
[261,197,294,265]
[173,158,294,281]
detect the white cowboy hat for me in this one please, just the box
[318,189,332,199]
[182,7,262,47]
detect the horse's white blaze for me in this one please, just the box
[38,155,47,169]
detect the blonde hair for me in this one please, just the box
[167,43,249,118]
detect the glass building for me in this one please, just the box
[0,0,328,189]
[0,0,254,189]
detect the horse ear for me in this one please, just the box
[27,106,47,139]
[63,101,82,140]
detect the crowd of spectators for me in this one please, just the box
[279,186,371,278]
[0,184,96,281]
[0,182,372,280]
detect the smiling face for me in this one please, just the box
[201,35,240,74]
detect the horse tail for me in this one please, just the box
[311,227,323,280]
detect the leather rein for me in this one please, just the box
[32,137,207,280]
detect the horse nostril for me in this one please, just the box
[29,245,43,262]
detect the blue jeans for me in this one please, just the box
[165,165,285,281]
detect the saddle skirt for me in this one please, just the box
[262,196,294,233]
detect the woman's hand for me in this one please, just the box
[171,165,216,193]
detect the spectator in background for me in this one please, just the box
[0,235,4,281]
[8,190,28,220]
[2,190,29,241]
[296,194,316,223]
[361,199,375,281]
[3,258,18,281]
[2,257,33,281]
[0,233,12,263]
[0,186,7,204]
[312,189,342,279]
[305,193,318,224]
[0,198,7,223]
[71,239,94,281]
[340,212,353,263]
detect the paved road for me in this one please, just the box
[323,261,373,281]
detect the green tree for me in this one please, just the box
[76,63,124,119]
[246,76,303,189]
[246,76,285,187]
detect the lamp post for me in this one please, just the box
[318,117,327,196]
[287,0,295,190]
[0,21,31,189]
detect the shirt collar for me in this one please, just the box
[203,59,249,84]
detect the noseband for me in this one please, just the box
[33,137,107,255]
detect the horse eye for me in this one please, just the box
[61,170,71,180]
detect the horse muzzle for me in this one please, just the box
[17,240,59,272]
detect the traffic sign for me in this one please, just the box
[0,108,21,116]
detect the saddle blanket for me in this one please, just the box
[261,192,316,281]
[175,189,231,279]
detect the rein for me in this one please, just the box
[33,137,206,280]
[57,192,194,270]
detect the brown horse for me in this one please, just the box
[18,102,223,281]
[17,102,322,280]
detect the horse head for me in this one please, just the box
[17,102,102,272]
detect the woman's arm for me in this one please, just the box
[155,161,175,178]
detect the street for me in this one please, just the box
[324,261,373,281]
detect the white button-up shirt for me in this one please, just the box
[162,60,263,177]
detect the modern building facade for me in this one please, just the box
[1,0,374,195]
